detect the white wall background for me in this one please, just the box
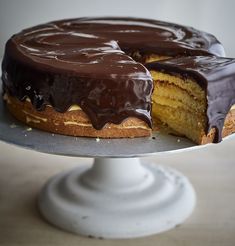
[0,0,235,58]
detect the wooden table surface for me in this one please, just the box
[0,136,235,246]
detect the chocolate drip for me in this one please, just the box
[146,56,235,142]
[1,17,225,130]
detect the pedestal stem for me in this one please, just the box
[81,158,150,190]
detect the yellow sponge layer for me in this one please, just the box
[152,103,206,143]
[152,82,206,114]
[151,71,205,100]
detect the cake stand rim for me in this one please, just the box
[0,135,204,158]
[1,134,234,158]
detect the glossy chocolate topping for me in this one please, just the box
[1,17,225,129]
[146,56,235,142]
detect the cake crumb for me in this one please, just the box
[24,134,27,137]
[52,133,55,137]
[26,127,32,132]
[10,123,17,128]
[177,139,181,143]
[96,138,100,142]
[25,85,31,91]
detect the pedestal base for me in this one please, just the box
[38,158,196,239]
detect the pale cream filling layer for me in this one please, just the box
[231,104,235,110]
[63,121,149,130]
[22,110,48,122]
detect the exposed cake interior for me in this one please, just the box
[148,55,235,144]
[150,70,207,144]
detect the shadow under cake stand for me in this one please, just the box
[0,95,201,239]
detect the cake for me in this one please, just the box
[1,17,235,143]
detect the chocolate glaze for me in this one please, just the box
[1,17,226,130]
[146,56,235,142]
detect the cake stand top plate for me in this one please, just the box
[0,87,200,158]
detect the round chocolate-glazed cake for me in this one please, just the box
[2,17,235,143]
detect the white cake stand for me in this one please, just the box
[0,89,200,239]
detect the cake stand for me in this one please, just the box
[0,89,200,239]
